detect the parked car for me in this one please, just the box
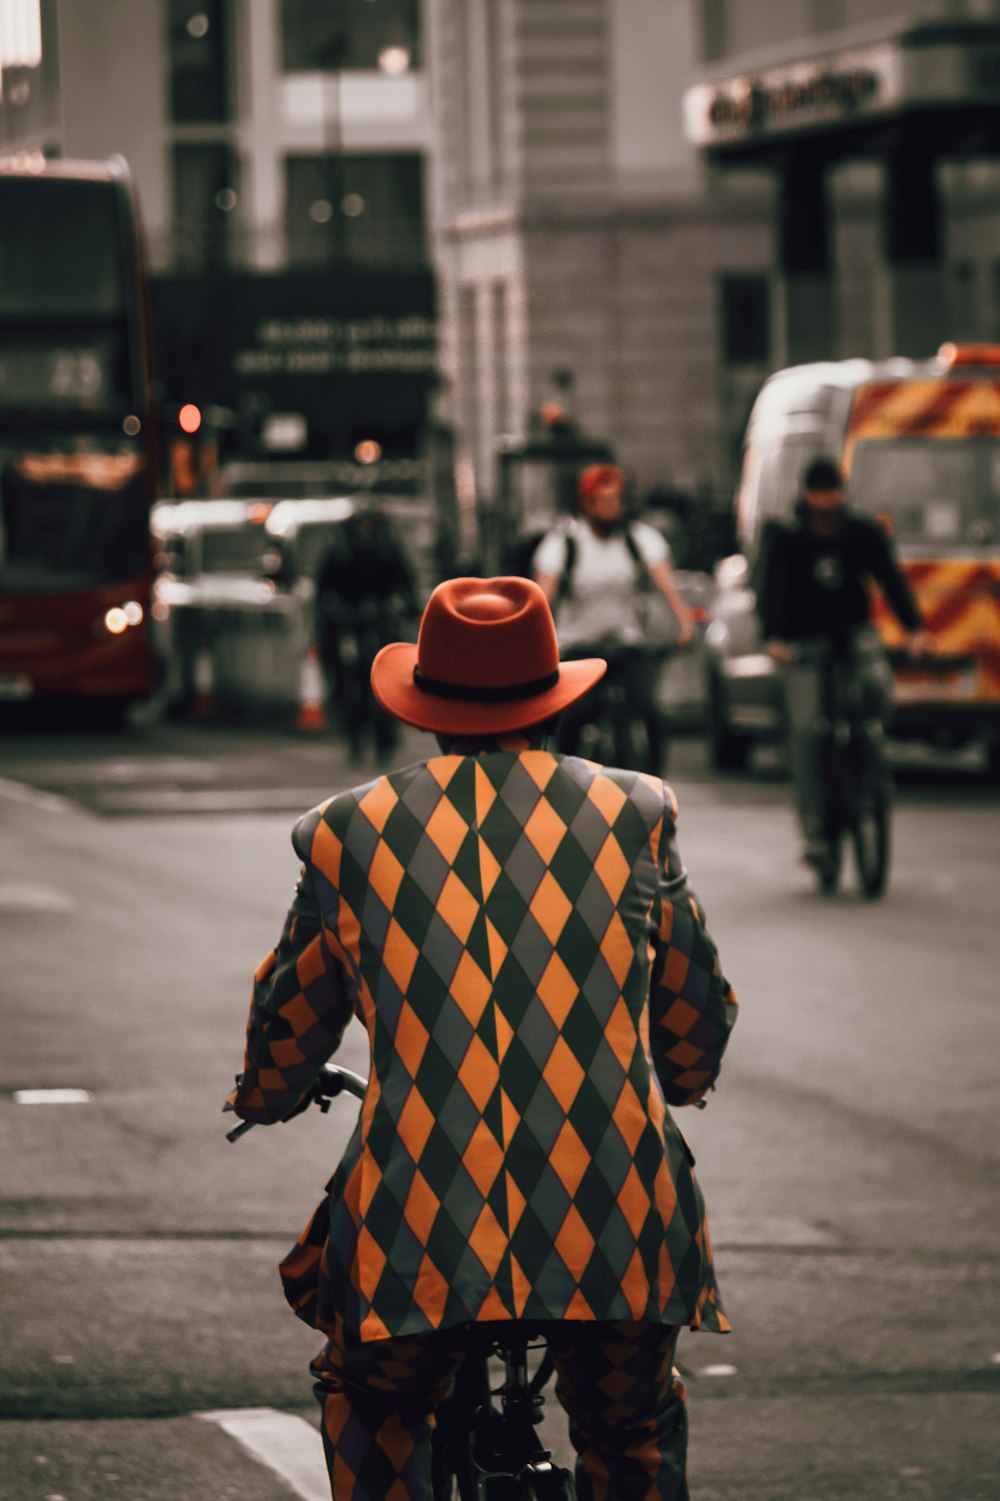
[151,496,356,712]
[151,492,440,715]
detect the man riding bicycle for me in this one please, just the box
[226,575,737,1501]
[758,455,930,870]
[534,463,695,774]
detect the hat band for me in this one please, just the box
[413,665,560,703]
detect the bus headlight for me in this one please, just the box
[103,601,144,635]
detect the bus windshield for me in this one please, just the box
[0,178,126,318]
[849,438,999,546]
[0,178,132,416]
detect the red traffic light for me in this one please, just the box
[178,403,202,434]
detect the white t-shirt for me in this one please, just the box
[534,516,669,650]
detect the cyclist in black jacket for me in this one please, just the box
[758,456,930,868]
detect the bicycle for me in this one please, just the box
[226,1065,577,1500]
[803,639,893,899]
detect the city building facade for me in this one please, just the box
[428,0,1000,523]
[1,0,437,471]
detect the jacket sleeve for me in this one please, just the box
[648,790,738,1106]
[227,838,358,1125]
[864,520,923,632]
[755,519,788,640]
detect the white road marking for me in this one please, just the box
[90,786,338,814]
[14,1089,93,1105]
[197,1407,329,1501]
[699,1364,738,1378]
[0,882,76,913]
[0,776,80,816]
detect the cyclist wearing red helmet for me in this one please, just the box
[534,463,695,772]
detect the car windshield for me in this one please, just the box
[199,527,273,573]
[849,439,998,544]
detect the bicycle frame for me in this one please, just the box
[805,640,892,898]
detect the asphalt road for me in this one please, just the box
[1,712,998,1500]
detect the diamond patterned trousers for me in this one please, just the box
[312,1320,688,1501]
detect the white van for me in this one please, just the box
[706,344,1000,774]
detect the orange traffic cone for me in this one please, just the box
[296,643,329,732]
[190,638,217,720]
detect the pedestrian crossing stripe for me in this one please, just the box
[196,1408,329,1500]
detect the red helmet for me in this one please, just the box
[577,463,626,501]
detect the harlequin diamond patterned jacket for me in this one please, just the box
[230,747,738,1344]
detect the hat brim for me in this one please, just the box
[371,642,607,735]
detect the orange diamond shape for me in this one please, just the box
[612,1078,648,1154]
[427,754,462,792]
[357,780,399,834]
[425,795,468,864]
[549,1118,589,1197]
[397,1086,436,1162]
[411,1250,448,1325]
[618,1162,648,1238]
[393,1002,429,1076]
[356,1224,388,1292]
[367,840,405,912]
[536,952,578,1028]
[463,1117,505,1198]
[553,1203,595,1282]
[520,751,558,792]
[531,870,573,945]
[458,1032,500,1113]
[311,819,343,885]
[523,800,566,863]
[296,932,329,991]
[599,910,636,986]
[587,775,628,827]
[451,950,493,1027]
[660,997,700,1036]
[666,1038,703,1070]
[402,1171,441,1244]
[545,1036,585,1113]
[439,869,479,944]
[469,1201,507,1278]
[383,917,420,993]
[663,947,691,994]
[592,833,631,906]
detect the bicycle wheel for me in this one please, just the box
[851,733,891,899]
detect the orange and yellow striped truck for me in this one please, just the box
[705,344,1000,775]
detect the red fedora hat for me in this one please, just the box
[371,576,606,735]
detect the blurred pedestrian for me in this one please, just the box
[314,502,418,759]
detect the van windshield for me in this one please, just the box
[849,438,998,546]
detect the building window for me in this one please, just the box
[280,0,421,72]
[285,153,426,267]
[491,281,510,435]
[720,274,770,366]
[700,0,726,62]
[172,143,240,269]
[167,1,230,122]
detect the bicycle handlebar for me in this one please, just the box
[225,1062,367,1144]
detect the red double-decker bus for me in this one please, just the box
[0,155,160,721]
